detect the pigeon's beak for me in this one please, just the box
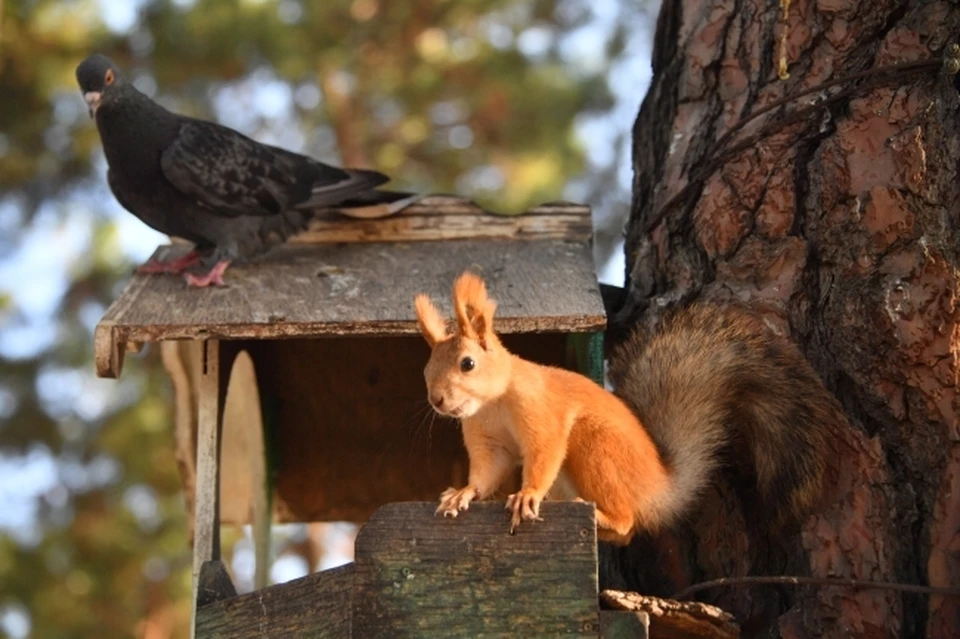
[84,91,102,118]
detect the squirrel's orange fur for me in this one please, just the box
[414,271,836,544]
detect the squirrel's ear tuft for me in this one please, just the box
[475,298,497,350]
[414,293,447,347]
[452,271,496,347]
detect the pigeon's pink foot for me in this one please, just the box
[183,260,231,288]
[137,250,201,274]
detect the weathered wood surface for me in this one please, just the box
[305,194,592,243]
[159,340,202,542]
[601,590,739,639]
[218,351,270,589]
[195,563,354,638]
[95,239,605,378]
[191,340,221,639]
[195,501,600,638]
[352,501,599,637]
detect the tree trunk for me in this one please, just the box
[607,1,960,637]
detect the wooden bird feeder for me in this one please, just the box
[93,195,610,636]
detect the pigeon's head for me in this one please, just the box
[76,54,125,118]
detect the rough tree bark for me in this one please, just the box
[605,1,960,638]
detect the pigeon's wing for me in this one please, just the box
[107,167,213,246]
[161,120,380,217]
[106,168,139,215]
[293,167,391,210]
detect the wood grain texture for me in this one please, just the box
[351,501,599,638]
[159,340,202,543]
[95,239,605,378]
[219,351,263,526]
[191,340,220,639]
[195,563,353,638]
[195,502,602,637]
[218,351,270,590]
[305,195,592,243]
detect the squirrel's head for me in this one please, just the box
[414,271,509,419]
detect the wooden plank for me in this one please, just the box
[219,350,262,525]
[245,332,563,524]
[94,239,606,378]
[195,563,354,638]
[192,340,221,639]
[159,340,202,543]
[302,196,591,243]
[218,350,271,589]
[196,502,600,637]
[352,501,599,637]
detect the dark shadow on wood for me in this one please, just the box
[196,560,238,608]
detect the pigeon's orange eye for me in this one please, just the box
[104,69,115,86]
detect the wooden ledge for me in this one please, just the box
[306,194,592,243]
[94,238,606,378]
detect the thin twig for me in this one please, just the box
[673,575,960,601]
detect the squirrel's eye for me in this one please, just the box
[460,357,475,372]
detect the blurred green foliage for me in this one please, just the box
[0,0,646,636]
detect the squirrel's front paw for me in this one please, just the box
[505,489,544,533]
[436,486,477,518]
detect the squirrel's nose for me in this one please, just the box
[431,394,445,409]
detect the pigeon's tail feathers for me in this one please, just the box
[326,191,425,219]
[332,189,421,208]
[257,209,314,248]
[295,168,390,209]
[329,167,391,190]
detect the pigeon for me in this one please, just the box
[76,53,416,287]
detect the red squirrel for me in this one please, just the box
[413,271,837,544]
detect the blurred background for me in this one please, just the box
[0,0,659,636]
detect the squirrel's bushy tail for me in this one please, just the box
[608,304,841,528]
